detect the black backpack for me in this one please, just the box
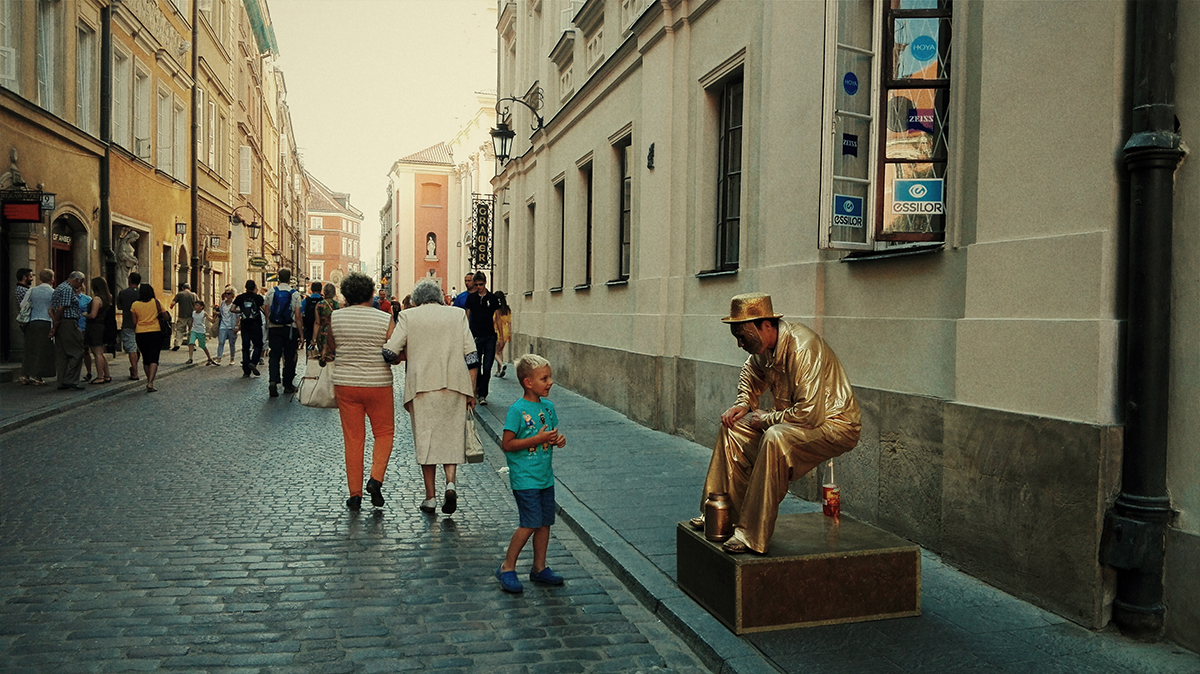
[240,296,261,323]
[268,288,296,325]
[302,295,320,331]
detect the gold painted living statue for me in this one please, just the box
[691,293,861,554]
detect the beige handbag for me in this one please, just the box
[465,414,484,463]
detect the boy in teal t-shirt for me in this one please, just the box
[496,354,568,593]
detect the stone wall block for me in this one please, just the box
[876,391,943,549]
[942,403,1112,627]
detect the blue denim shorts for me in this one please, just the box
[513,486,556,529]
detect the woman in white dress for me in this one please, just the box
[383,279,478,515]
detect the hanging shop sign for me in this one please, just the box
[207,250,229,262]
[249,256,269,268]
[1,189,44,222]
[470,194,496,270]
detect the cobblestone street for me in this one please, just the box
[0,361,707,673]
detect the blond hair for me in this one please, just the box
[515,353,551,389]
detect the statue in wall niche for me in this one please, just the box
[426,233,438,260]
[689,293,862,554]
[116,228,140,289]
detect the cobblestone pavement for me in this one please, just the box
[0,361,709,674]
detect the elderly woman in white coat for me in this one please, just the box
[383,279,479,515]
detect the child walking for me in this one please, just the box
[187,300,216,365]
[496,354,568,593]
[492,292,511,378]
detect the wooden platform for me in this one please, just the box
[676,512,921,634]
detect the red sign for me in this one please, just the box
[2,202,41,222]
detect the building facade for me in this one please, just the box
[2,0,301,360]
[305,173,362,286]
[491,0,1198,648]
[385,143,454,297]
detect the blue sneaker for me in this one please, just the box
[529,566,564,585]
[495,566,523,593]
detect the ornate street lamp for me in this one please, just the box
[490,89,545,165]
[230,206,260,240]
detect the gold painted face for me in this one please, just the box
[731,322,765,355]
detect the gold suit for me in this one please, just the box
[702,320,861,553]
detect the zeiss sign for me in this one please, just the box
[833,194,864,228]
[892,178,944,215]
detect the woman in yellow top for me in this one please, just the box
[129,283,167,392]
[492,291,512,379]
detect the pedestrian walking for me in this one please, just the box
[264,268,303,397]
[20,269,56,386]
[215,288,239,365]
[326,272,396,512]
[186,300,216,365]
[83,277,114,384]
[313,283,339,356]
[464,271,501,405]
[12,268,33,381]
[375,289,392,315]
[116,271,142,380]
[452,273,473,308]
[48,271,87,391]
[493,291,511,378]
[495,353,569,593]
[129,284,166,392]
[76,289,93,381]
[169,283,197,350]
[300,281,323,355]
[234,280,265,378]
[382,279,478,517]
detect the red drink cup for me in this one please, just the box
[822,484,841,518]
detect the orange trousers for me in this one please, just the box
[335,385,395,496]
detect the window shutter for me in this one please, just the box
[239,145,251,194]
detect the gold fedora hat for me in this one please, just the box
[722,293,784,323]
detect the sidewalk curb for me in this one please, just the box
[473,405,779,674]
[0,362,199,435]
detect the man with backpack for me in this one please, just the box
[264,268,304,398]
[234,279,265,379]
[301,281,323,353]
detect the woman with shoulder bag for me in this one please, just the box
[129,284,166,392]
[328,273,396,512]
[20,269,57,385]
[84,277,114,384]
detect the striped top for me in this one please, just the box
[329,305,394,388]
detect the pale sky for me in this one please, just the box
[266,0,498,275]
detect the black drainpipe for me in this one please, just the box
[1101,0,1186,639]
[189,0,200,293]
[99,1,114,296]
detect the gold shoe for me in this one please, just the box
[688,516,704,530]
[722,539,748,554]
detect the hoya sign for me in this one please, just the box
[832,194,864,228]
[892,179,944,215]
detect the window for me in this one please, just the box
[173,96,187,179]
[310,215,323,229]
[76,23,97,134]
[553,179,565,290]
[1,0,22,94]
[195,87,205,159]
[156,88,172,171]
[238,145,251,194]
[616,138,632,280]
[310,261,323,280]
[134,65,151,159]
[820,0,951,250]
[526,203,536,293]
[112,47,131,149]
[581,162,593,286]
[206,99,215,166]
[715,76,743,270]
[36,0,64,114]
[216,113,226,175]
